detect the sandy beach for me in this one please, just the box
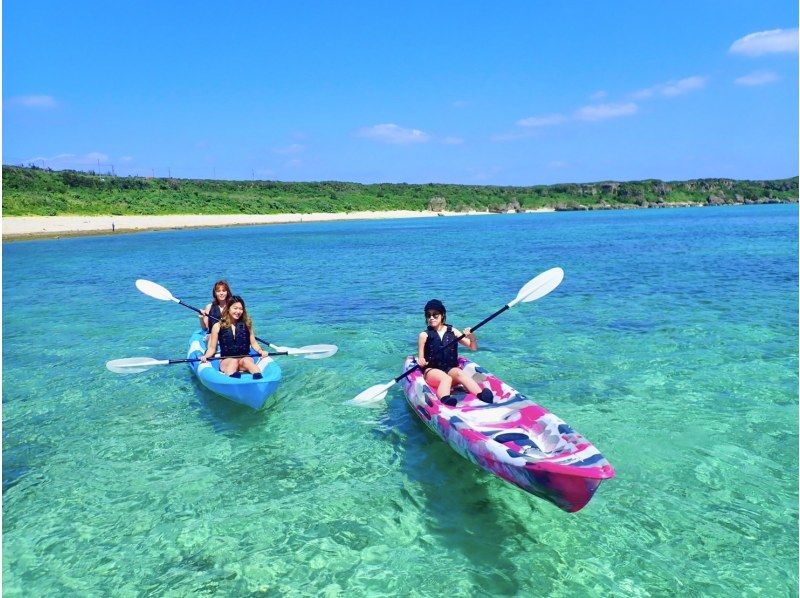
[2,209,553,240]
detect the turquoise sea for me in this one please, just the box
[3,204,798,596]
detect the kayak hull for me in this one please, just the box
[187,330,281,409]
[400,356,615,512]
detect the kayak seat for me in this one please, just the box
[494,432,531,444]
[493,431,541,452]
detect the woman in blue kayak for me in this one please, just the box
[416,299,493,406]
[200,295,268,378]
[199,280,233,332]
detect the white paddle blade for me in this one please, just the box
[106,357,168,374]
[510,267,565,307]
[349,381,394,407]
[292,344,339,360]
[135,279,178,302]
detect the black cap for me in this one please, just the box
[424,299,446,314]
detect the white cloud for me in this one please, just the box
[500,75,704,140]
[490,130,538,142]
[574,102,638,121]
[661,76,707,97]
[285,159,302,167]
[470,166,503,182]
[272,143,305,155]
[497,101,635,140]
[631,89,655,100]
[70,151,109,165]
[729,28,798,56]
[441,136,464,145]
[548,161,570,169]
[356,123,430,144]
[632,76,707,99]
[589,91,607,101]
[8,94,58,108]
[735,71,780,86]
[452,100,470,108]
[23,152,110,168]
[516,113,568,127]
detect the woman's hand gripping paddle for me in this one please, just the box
[134,279,338,359]
[349,267,565,407]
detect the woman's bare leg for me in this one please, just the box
[219,358,238,376]
[238,356,261,374]
[448,367,482,396]
[424,368,452,398]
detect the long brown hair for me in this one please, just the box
[211,280,233,307]
[220,295,253,330]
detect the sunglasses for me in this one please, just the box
[426,312,442,319]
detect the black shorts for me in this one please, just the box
[422,363,458,374]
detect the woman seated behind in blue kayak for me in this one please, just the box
[416,299,493,406]
[199,279,233,332]
[200,295,268,378]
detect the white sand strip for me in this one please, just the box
[2,209,555,240]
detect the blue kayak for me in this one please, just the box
[186,329,281,409]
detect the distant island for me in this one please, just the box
[2,165,797,216]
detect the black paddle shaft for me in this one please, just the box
[170,354,252,365]
[171,350,289,365]
[180,300,275,347]
[393,303,511,383]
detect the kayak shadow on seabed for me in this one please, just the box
[185,375,276,434]
[373,390,530,593]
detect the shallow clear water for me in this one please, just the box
[3,205,797,596]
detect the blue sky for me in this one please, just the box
[3,1,798,185]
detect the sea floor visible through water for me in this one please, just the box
[3,204,797,595]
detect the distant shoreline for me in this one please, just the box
[1,209,555,241]
[4,201,796,241]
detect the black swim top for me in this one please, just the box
[218,321,250,357]
[205,304,223,332]
[424,325,459,371]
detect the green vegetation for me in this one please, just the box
[2,165,797,216]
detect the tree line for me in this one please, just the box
[2,165,797,216]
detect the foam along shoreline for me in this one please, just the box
[1,209,555,240]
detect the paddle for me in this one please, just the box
[107,343,338,374]
[349,267,565,407]
[135,279,338,358]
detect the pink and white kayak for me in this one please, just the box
[400,356,615,512]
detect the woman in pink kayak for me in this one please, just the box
[416,299,493,406]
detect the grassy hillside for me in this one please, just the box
[2,165,797,216]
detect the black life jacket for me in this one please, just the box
[218,321,250,357]
[424,325,459,371]
[205,304,223,332]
